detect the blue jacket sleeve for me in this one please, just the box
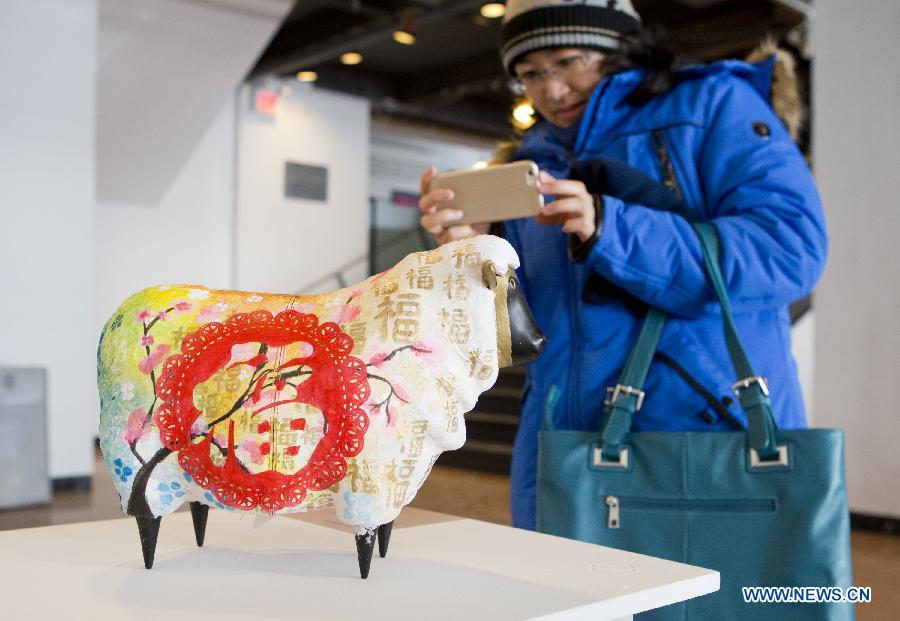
[583,75,828,317]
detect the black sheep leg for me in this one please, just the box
[355,529,376,579]
[189,502,210,547]
[135,515,162,569]
[377,521,394,558]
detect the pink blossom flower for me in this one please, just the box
[229,343,259,364]
[367,351,389,368]
[328,304,361,324]
[135,309,153,322]
[156,310,168,322]
[238,438,265,465]
[121,407,148,444]
[190,419,209,436]
[412,339,443,366]
[393,382,410,402]
[140,335,154,347]
[138,344,171,374]
[197,305,223,323]
[173,301,192,313]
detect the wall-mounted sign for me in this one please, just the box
[285,162,328,202]
[254,89,280,116]
[390,190,419,208]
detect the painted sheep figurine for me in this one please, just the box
[97,235,544,578]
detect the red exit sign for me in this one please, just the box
[253,88,279,116]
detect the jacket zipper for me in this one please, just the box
[566,254,583,429]
[651,130,684,201]
[604,495,776,529]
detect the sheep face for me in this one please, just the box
[481,262,545,367]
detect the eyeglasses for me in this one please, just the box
[509,52,601,95]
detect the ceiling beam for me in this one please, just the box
[250,0,488,78]
[395,51,505,104]
[372,97,511,138]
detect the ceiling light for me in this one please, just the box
[473,161,488,169]
[296,71,318,82]
[480,3,506,18]
[340,52,363,65]
[512,101,536,130]
[393,30,415,45]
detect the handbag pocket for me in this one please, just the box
[605,495,776,529]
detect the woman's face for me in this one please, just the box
[512,47,605,128]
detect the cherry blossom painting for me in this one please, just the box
[96,235,544,577]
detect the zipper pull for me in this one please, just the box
[605,495,620,529]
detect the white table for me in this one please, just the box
[0,507,717,620]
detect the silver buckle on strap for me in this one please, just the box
[732,375,769,398]
[604,384,645,411]
[593,447,630,469]
[749,444,789,468]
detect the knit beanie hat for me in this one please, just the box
[499,0,642,75]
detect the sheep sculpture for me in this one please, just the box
[97,235,544,578]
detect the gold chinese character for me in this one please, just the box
[349,322,366,353]
[442,273,470,300]
[375,296,396,340]
[416,267,434,290]
[398,458,417,480]
[469,349,495,380]
[393,318,419,343]
[452,243,482,269]
[374,278,399,296]
[392,480,410,507]
[449,309,471,344]
[416,248,443,266]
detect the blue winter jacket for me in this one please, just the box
[505,57,828,530]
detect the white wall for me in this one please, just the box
[97,0,293,205]
[95,98,236,322]
[812,0,900,517]
[370,116,495,231]
[0,0,97,479]
[236,84,371,294]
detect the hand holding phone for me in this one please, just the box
[419,166,490,244]
[428,160,544,226]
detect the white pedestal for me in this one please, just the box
[0,508,717,619]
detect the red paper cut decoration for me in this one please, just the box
[154,310,370,512]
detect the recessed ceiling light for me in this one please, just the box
[340,52,363,65]
[393,30,415,45]
[296,71,318,82]
[480,3,505,18]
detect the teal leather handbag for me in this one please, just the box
[537,223,854,619]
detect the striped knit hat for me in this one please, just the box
[499,0,642,75]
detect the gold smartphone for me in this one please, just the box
[429,160,543,225]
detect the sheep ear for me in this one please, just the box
[481,261,499,289]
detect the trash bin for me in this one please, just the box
[0,368,50,509]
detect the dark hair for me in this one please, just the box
[601,26,679,105]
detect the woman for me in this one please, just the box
[418,0,827,530]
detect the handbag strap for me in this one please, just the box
[599,222,780,461]
[692,222,780,459]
